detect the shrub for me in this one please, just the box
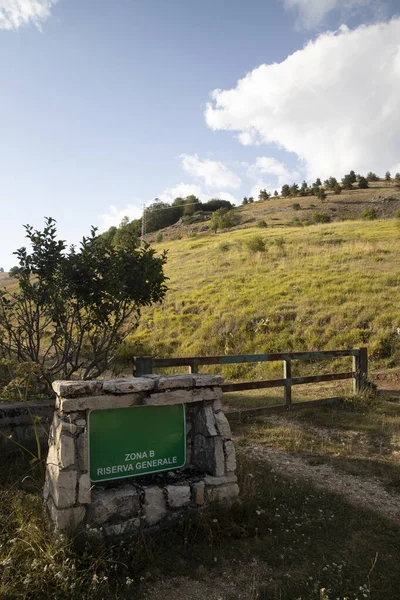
[256,219,268,228]
[360,208,377,220]
[0,218,168,395]
[312,212,331,224]
[292,203,301,211]
[244,236,268,253]
[217,242,230,252]
[155,232,163,243]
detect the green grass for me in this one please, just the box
[1,424,400,599]
[115,217,400,384]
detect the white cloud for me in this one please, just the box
[283,0,385,29]
[247,156,300,186]
[158,182,203,203]
[99,204,143,231]
[180,154,241,189]
[0,0,57,30]
[206,19,400,182]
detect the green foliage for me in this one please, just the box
[341,174,354,190]
[155,232,163,243]
[360,208,377,220]
[248,196,254,203]
[244,235,268,253]
[281,184,290,198]
[210,209,238,233]
[312,212,331,224]
[289,183,299,197]
[145,200,182,232]
[292,203,301,211]
[299,181,308,196]
[183,195,201,216]
[366,171,379,182]
[258,189,270,201]
[0,218,168,394]
[315,178,322,186]
[201,199,233,212]
[316,187,327,201]
[8,266,20,278]
[274,190,279,197]
[242,197,248,205]
[358,177,369,189]
[256,219,268,228]
[385,171,391,181]
[333,183,342,195]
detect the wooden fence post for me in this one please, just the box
[133,356,153,377]
[353,347,368,392]
[283,359,292,407]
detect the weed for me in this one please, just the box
[245,236,268,253]
[360,208,377,221]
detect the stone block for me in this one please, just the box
[78,473,92,504]
[144,389,193,406]
[214,411,232,440]
[103,517,140,538]
[156,375,193,390]
[52,380,103,398]
[192,404,217,436]
[192,387,223,403]
[224,440,237,472]
[213,398,223,413]
[206,483,239,503]
[87,486,140,527]
[77,433,88,473]
[204,474,237,486]
[166,485,191,508]
[46,465,77,508]
[58,434,75,469]
[102,377,155,394]
[192,481,205,506]
[192,435,225,477]
[60,393,140,412]
[75,419,86,428]
[144,486,167,525]
[47,498,85,531]
[192,374,224,387]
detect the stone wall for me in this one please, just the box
[44,374,239,541]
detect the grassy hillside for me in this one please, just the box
[118,215,400,381]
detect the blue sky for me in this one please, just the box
[0,0,399,269]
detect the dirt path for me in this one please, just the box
[250,414,400,526]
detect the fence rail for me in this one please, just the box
[133,348,368,412]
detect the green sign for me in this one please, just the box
[88,404,186,482]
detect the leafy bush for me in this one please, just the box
[312,212,331,224]
[244,236,268,253]
[210,209,238,233]
[0,218,168,395]
[292,203,301,211]
[155,232,163,243]
[256,219,268,228]
[360,208,377,220]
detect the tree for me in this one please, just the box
[183,195,201,216]
[385,171,391,181]
[145,200,182,232]
[327,176,338,191]
[395,173,400,188]
[315,178,322,186]
[342,174,354,190]
[0,268,3,273]
[0,218,168,395]
[289,183,299,197]
[333,182,342,195]
[258,189,270,202]
[349,171,357,184]
[299,181,308,196]
[317,187,327,201]
[274,190,278,197]
[281,184,290,198]
[202,199,233,212]
[248,197,254,203]
[358,176,369,189]
[366,172,379,182]
[210,209,238,233]
[8,266,20,278]
[242,197,248,205]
